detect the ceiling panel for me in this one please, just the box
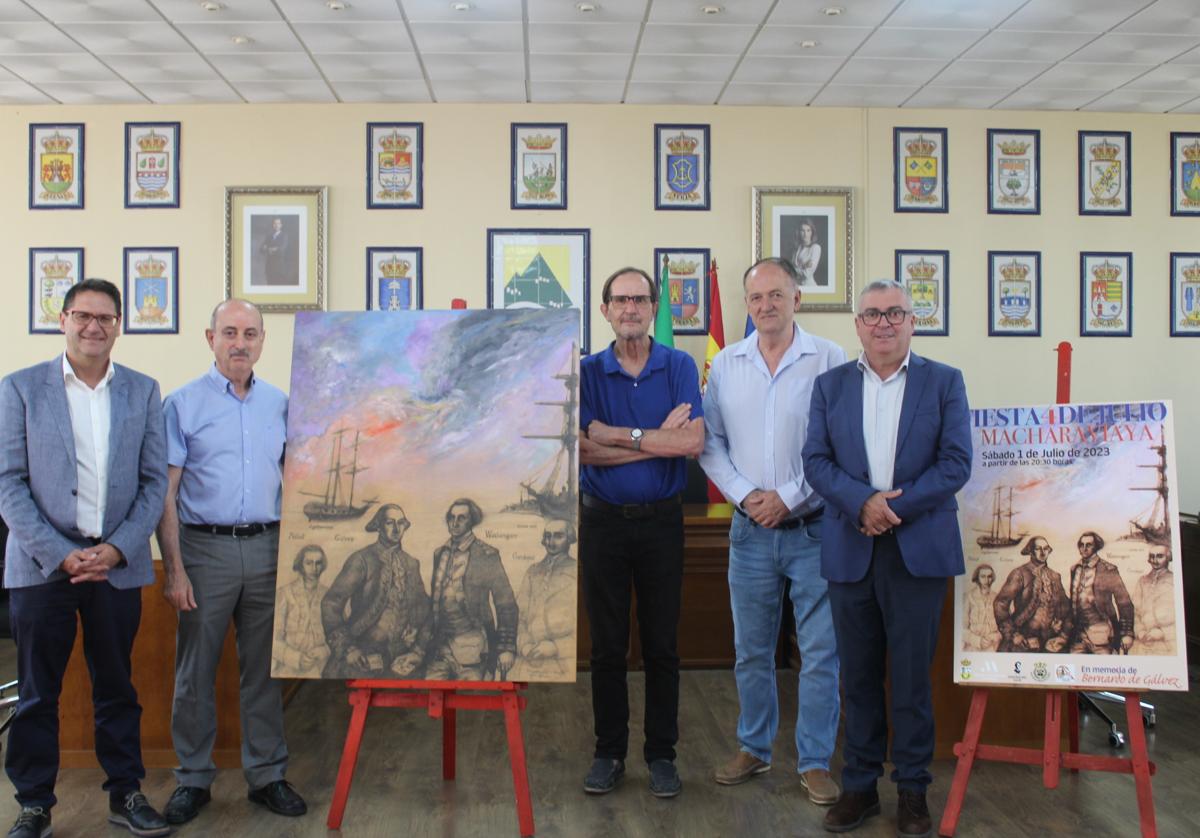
[237,79,336,102]
[631,54,740,83]
[0,80,53,102]
[1119,0,1200,36]
[527,0,646,24]
[832,57,946,86]
[58,22,193,54]
[527,22,641,54]
[857,27,986,60]
[433,78,527,102]
[174,22,305,52]
[625,80,722,104]
[648,0,776,26]
[529,53,632,82]
[102,52,221,82]
[0,22,84,53]
[408,21,523,52]
[1,52,120,82]
[733,54,845,84]
[275,0,403,22]
[768,0,900,29]
[314,52,424,81]
[40,79,146,103]
[927,59,1052,88]
[886,0,1027,30]
[999,0,1152,33]
[903,85,1006,108]
[422,52,525,81]
[1169,95,1200,112]
[153,0,283,24]
[993,87,1101,110]
[812,83,921,107]
[401,0,523,23]
[962,29,1099,63]
[530,79,625,103]
[719,83,821,106]
[135,79,241,103]
[33,0,158,23]
[639,23,757,55]
[331,79,433,102]
[1081,88,1197,112]
[1124,63,1200,92]
[1026,62,1154,91]
[293,21,414,53]
[1065,32,1200,64]
[749,25,872,57]
[205,52,322,81]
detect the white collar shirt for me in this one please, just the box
[61,353,115,538]
[858,351,910,492]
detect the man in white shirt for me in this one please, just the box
[0,279,169,838]
[699,258,844,806]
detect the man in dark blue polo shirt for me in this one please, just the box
[579,266,704,800]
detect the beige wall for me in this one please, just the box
[3,102,1195,511]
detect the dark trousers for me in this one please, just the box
[579,503,684,764]
[6,578,144,809]
[827,534,946,794]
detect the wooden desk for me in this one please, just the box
[59,563,242,769]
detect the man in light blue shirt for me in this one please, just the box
[155,299,306,825]
[699,258,845,806]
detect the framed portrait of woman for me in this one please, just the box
[752,186,853,312]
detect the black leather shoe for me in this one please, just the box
[248,780,307,817]
[823,789,881,833]
[582,758,625,794]
[897,789,932,838]
[164,785,212,825]
[7,806,51,838]
[108,791,171,837]
[648,759,682,798]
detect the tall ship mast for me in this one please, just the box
[301,428,376,521]
[504,347,578,521]
[1128,428,1170,546]
[976,486,1025,548]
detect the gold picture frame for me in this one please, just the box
[225,186,327,312]
[752,186,853,312]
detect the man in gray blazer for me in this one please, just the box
[0,279,169,838]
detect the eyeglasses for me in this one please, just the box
[857,307,911,326]
[64,310,120,328]
[608,294,653,307]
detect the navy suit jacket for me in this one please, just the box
[0,355,167,589]
[802,352,972,583]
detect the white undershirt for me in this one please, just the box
[62,354,114,538]
[858,352,909,492]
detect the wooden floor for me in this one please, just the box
[0,639,1196,837]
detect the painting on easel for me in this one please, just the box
[271,309,580,683]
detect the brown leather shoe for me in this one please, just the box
[897,789,932,838]
[713,751,770,785]
[800,768,841,805]
[823,789,880,833]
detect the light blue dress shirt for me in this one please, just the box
[857,351,910,492]
[700,325,846,515]
[164,364,288,526]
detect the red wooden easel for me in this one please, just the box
[938,342,1158,838]
[326,679,535,836]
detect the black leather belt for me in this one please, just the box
[183,521,280,538]
[734,505,823,530]
[580,492,681,520]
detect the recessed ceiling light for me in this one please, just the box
[820,5,844,15]
[701,4,723,14]
[576,2,597,11]
[450,2,471,11]
[230,34,251,45]
[198,1,223,11]
[800,40,819,48]
[326,0,348,9]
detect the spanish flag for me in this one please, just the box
[702,259,727,505]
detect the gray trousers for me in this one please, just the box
[173,527,288,789]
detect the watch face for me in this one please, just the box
[631,428,643,440]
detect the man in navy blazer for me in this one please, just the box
[0,279,169,838]
[802,279,971,838]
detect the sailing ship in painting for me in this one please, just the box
[1126,429,1170,546]
[504,349,578,521]
[976,486,1025,549]
[301,427,376,522]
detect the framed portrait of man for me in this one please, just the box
[225,186,327,312]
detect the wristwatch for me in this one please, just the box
[630,427,644,451]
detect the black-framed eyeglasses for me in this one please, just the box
[608,294,653,307]
[64,310,120,328]
[857,307,911,326]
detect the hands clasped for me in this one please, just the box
[859,489,903,536]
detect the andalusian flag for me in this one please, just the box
[654,253,675,348]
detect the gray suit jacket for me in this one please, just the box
[0,355,167,589]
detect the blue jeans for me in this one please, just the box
[728,511,839,773]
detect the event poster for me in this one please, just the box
[954,400,1186,691]
[272,309,580,683]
